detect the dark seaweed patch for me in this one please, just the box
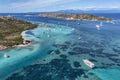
[68,51,80,55]
[105,53,118,57]
[100,51,118,57]
[105,63,115,67]
[117,64,120,66]
[101,62,105,65]
[96,54,105,57]
[60,55,67,59]
[112,48,118,52]
[83,74,88,78]
[73,47,91,54]
[72,47,81,52]
[53,44,69,49]
[109,57,120,63]
[88,72,94,75]
[64,41,71,45]
[73,61,81,67]
[113,48,120,54]
[54,50,61,54]
[101,63,115,67]
[43,59,46,61]
[53,44,69,51]
[89,54,96,58]
[94,48,104,54]
[6,59,85,80]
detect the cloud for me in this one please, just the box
[0,0,120,12]
[11,0,58,8]
[8,0,78,12]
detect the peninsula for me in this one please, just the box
[0,16,37,50]
[39,13,111,21]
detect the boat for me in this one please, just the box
[83,59,95,68]
[96,22,103,30]
[50,51,55,54]
[4,54,10,58]
[96,25,100,30]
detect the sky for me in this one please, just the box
[0,0,120,13]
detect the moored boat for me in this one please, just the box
[83,59,95,68]
[96,25,100,30]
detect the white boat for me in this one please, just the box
[96,25,100,30]
[96,22,103,30]
[4,54,10,58]
[83,59,95,68]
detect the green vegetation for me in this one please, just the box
[39,13,111,21]
[0,16,37,50]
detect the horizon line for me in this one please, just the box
[0,8,120,13]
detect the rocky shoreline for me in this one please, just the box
[0,45,7,50]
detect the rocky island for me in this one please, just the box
[0,16,38,50]
[39,13,111,21]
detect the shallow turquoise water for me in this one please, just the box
[89,68,120,80]
[0,23,74,78]
[0,13,120,80]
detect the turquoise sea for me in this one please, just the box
[0,13,120,80]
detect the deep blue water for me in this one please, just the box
[0,13,120,80]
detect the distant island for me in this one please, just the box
[0,16,37,50]
[39,13,111,21]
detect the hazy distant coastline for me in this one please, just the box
[39,13,111,21]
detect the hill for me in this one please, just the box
[39,13,111,21]
[0,16,37,50]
